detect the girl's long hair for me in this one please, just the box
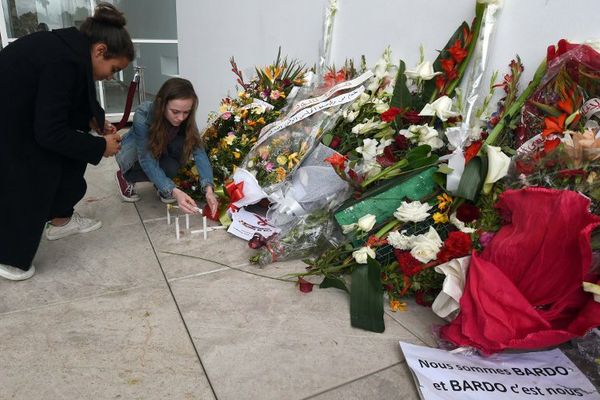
[148,78,203,162]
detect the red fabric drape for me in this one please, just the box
[441,188,600,354]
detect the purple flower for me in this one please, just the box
[479,231,496,249]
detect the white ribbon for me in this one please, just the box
[259,70,374,139]
[581,98,600,120]
[442,124,471,192]
[432,256,471,321]
[255,86,366,147]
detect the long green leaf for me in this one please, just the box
[350,257,385,333]
[320,276,349,293]
[390,60,412,112]
[454,156,484,201]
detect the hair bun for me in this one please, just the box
[92,2,127,28]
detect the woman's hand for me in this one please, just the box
[103,134,122,157]
[173,188,199,214]
[205,186,219,216]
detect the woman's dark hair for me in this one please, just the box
[149,78,203,162]
[80,2,134,61]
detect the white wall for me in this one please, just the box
[178,0,600,127]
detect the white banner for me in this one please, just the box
[400,342,600,400]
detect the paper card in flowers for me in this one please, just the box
[334,167,437,228]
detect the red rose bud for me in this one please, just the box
[376,145,397,167]
[404,110,423,125]
[329,136,341,149]
[297,277,314,293]
[248,233,268,249]
[456,202,480,223]
[394,135,409,150]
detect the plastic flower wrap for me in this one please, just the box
[230,70,373,207]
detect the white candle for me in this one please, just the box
[203,216,207,240]
[185,214,190,230]
[175,217,180,240]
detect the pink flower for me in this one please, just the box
[221,112,232,120]
[270,90,282,100]
[479,231,495,248]
[265,162,274,172]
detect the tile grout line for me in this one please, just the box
[167,267,230,283]
[384,310,432,347]
[300,361,406,400]
[134,204,220,400]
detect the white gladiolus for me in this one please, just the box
[373,100,390,114]
[419,96,459,121]
[356,138,380,161]
[405,60,440,81]
[387,230,413,250]
[352,118,381,135]
[362,160,382,178]
[410,227,443,263]
[353,246,376,264]
[394,201,432,223]
[357,214,377,232]
[343,109,359,123]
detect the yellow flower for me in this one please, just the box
[233,151,241,159]
[436,193,453,211]
[432,212,448,224]
[240,109,249,119]
[389,300,407,312]
[238,91,248,99]
[240,134,249,145]
[275,167,287,182]
[256,117,265,125]
[210,148,218,157]
[224,135,236,146]
[287,152,299,169]
[276,155,288,166]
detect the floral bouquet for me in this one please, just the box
[174,49,307,201]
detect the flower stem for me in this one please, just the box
[361,159,409,188]
[485,59,547,145]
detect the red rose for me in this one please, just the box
[394,134,410,150]
[456,202,480,223]
[376,145,397,167]
[329,136,341,149]
[404,110,423,125]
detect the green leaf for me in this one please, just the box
[530,101,562,117]
[390,60,413,111]
[350,257,385,333]
[454,156,484,201]
[320,276,349,293]
[322,133,333,146]
[406,144,432,159]
[437,164,454,174]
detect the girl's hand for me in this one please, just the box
[103,134,122,157]
[173,188,199,214]
[205,186,219,216]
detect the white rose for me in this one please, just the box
[387,230,414,250]
[410,227,443,263]
[405,60,441,81]
[352,246,376,264]
[419,96,459,122]
[394,201,432,223]
[357,214,377,232]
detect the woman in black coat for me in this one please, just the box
[0,3,134,280]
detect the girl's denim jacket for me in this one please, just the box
[116,101,214,196]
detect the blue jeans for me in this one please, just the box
[116,132,184,184]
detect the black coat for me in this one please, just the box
[0,28,107,269]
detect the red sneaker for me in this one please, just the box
[115,170,140,202]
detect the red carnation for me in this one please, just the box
[437,231,472,263]
[381,107,402,123]
[394,249,423,277]
[456,202,480,223]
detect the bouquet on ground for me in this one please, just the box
[174,49,307,200]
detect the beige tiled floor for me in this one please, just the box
[0,158,449,399]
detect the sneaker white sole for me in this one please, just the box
[115,174,140,203]
[46,220,103,241]
[0,264,35,281]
